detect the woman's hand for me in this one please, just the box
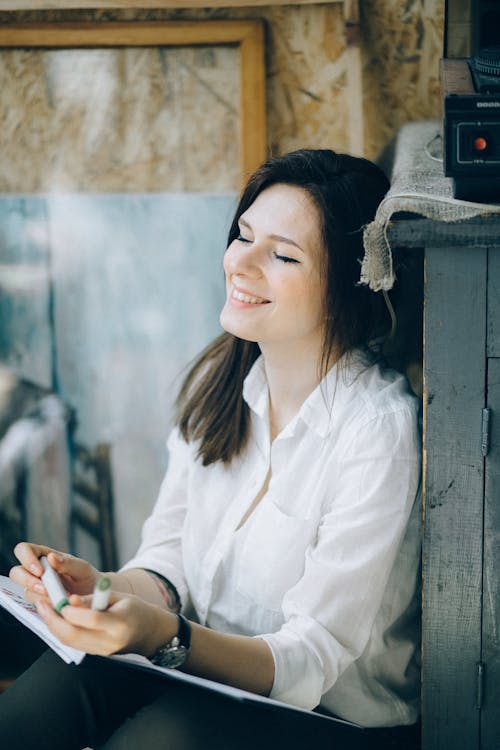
[9,542,100,605]
[36,592,175,658]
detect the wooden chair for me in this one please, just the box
[71,442,118,572]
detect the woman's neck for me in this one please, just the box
[260,340,330,440]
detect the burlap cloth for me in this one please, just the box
[361,120,500,291]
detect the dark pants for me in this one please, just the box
[0,619,420,750]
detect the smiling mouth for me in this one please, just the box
[231,288,270,305]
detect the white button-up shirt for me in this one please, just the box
[122,352,421,727]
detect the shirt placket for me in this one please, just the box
[195,416,271,624]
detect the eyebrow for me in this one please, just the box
[239,218,305,253]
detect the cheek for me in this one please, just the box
[300,278,325,324]
[223,242,238,276]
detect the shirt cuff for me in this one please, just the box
[119,558,189,610]
[257,629,325,710]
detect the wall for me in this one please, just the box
[361,0,445,159]
[0,193,234,563]
[0,1,445,162]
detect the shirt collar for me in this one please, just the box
[242,355,269,420]
[242,351,368,439]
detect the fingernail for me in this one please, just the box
[34,583,45,594]
[30,563,40,575]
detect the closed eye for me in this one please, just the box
[237,234,252,244]
[274,253,299,264]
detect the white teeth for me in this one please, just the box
[232,289,267,304]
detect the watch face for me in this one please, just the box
[151,645,189,670]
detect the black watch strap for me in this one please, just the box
[176,612,191,649]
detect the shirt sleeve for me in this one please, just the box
[120,427,191,607]
[258,406,421,710]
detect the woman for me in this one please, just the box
[0,150,421,749]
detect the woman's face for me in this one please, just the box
[220,183,326,355]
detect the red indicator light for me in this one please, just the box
[473,136,488,152]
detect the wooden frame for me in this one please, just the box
[0,20,266,186]
[1,1,343,8]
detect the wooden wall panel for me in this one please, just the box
[484,354,500,750]
[487,245,500,357]
[361,0,445,159]
[0,2,445,163]
[422,244,485,749]
[0,0,343,6]
[0,4,357,175]
[263,4,362,156]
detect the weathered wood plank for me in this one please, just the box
[361,0,444,160]
[0,19,261,47]
[0,0,343,7]
[487,246,500,358]
[422,244,486,750]
[387,216,500,249]
[237,20,266,184]
[482,359,500,744]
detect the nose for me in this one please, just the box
[224,239,262,278]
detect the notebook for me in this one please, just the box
[0,575,358,727]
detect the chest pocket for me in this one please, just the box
[236,500,316,612]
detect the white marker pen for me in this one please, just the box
[40,556,69,613]
[91,576,111,611]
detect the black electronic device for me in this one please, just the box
[442,0,500,201]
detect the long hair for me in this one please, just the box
[177,149,390,465]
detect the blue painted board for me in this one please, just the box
[0,193,236,563]
[0,198,53,388]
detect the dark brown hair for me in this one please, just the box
[176,149,390,465]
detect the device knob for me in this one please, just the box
[473,136,488,152]
[475,47,500,77]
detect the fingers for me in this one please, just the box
[36,600,93,652]
[9,563,46,599]
[45,552,100,597]
[36,592,165,658]
[23,587,51,606]
[61,603,106,628]
[58,592,123,631]
[68,593,87,607]
[13,542,55,576]
[11,542,99,597]
[10,543,62,600]
[36,596,128,655]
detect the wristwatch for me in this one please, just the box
[149,612,191,669]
